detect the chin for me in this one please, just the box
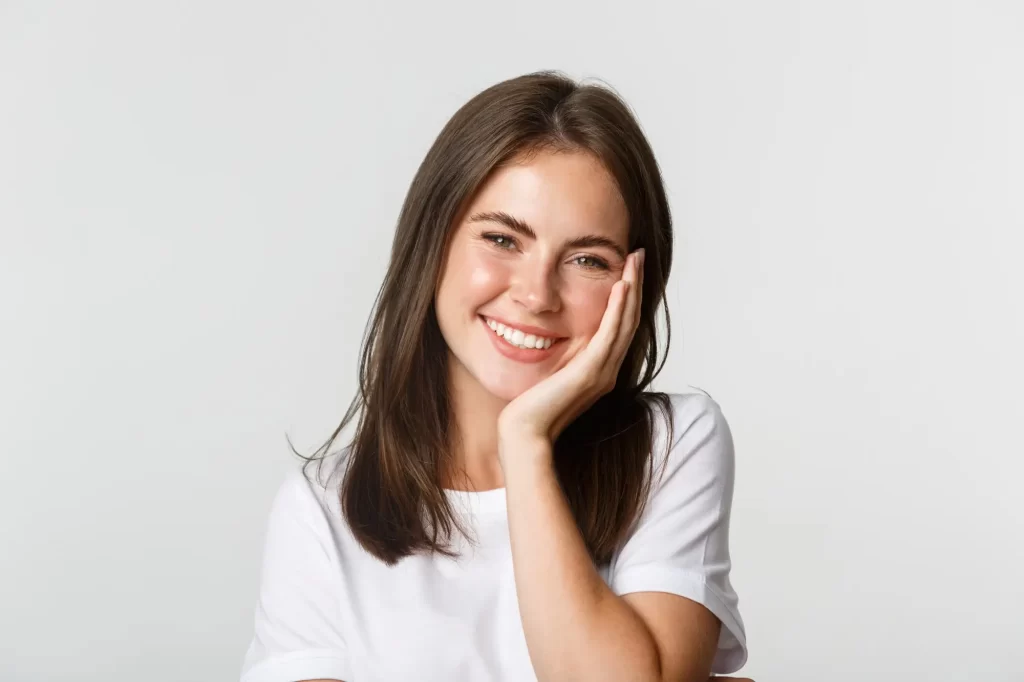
[476,370,543,403]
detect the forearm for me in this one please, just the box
[502,438,662,682]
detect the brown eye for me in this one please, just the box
[571,255,610,270]
[483,233,516,250]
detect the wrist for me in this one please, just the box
[497,433,554,475]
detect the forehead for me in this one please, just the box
[462,150,629,243]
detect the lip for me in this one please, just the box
[480,314,564,340]
[479,315,564,364]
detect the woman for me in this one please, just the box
[240,71,750,682]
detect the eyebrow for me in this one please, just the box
[468,210,627,260]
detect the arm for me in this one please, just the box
[497,252,745,680]
[504,441,721,682]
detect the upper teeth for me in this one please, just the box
[485,318,554,349]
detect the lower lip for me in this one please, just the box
[480,316,561,364]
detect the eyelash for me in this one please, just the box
[481,232,610,271]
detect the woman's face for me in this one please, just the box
[435,149,630,403]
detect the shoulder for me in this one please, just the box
[647,387,733,454]
[270,447,351,527]
[646,388,736,491]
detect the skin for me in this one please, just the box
[433,148,631,489]
[301,149,753,682]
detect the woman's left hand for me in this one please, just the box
[497,248,645,464]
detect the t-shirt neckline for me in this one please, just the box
[442,486,507,515]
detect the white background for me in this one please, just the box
[2,2,1022,680]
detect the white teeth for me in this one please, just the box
[484,317,556,350]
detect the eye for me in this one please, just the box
[569,254,610,270]
[482,233,517,250]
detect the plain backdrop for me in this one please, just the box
[2,2,1022,681]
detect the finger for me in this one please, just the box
[634,246,643,313]
[584,275,630,367]
[634,247,644,328]
[630,248,643,330]
[610,249,643,361]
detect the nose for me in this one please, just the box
[508,257,561,315]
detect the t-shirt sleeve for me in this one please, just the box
[240,467,352,682]
[607,392,748,674]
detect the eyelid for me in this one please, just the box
[484,232,610,270]
[482,231,519,249]
[568,253,610,270]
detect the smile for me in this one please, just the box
[483,316,556,349]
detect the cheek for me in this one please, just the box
[563,280,614,335]
[456,252,511,308]
[438,247,511,315]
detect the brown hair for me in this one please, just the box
[295,70,675,566]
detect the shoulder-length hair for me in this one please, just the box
[296,70,675,566]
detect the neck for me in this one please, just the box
[445,353,507,491]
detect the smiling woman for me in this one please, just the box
[435,150,630,404]
[239,71,750,682]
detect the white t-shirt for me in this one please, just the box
[240,390,747,681]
